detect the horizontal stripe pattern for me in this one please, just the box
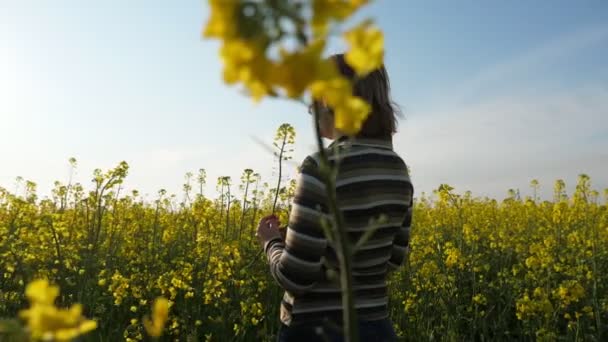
[265,137,414,326]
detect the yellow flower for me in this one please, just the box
[143,297,170,338]
[310,77,349,105]
[244,78,273,102]
[203,0,239,40]
[25,279,59,306]
[312,0,369,37]
[220,40,257,84]
[274,39,327,98]
[472,294,486,305]
[344,20,384,76]
[444,246,462,268]
[19,280,97,341]
[570,283,585,299]
[404,297,415,312]
[220,39,275,101]
[310,77,371,135]
[334,96,371,135]
[19,304,98,341]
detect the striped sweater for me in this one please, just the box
[264,137,414,326]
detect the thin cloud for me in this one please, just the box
[395,85,608,199]
[394,23,608,199]
[433,23,608,112]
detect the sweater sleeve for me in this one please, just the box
[265,155,329,295]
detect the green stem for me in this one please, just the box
[239,179,250,240]
[313,109,359,342]
[272,136,287,214]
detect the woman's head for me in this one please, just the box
[311,53,400,140]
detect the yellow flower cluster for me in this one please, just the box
[311,0,370,37]
[18,279,97,341]
[142,297,170,338]
[2,158,607,340]
[388,175,608,339]
[344,20,384,76]
[516,287,554,321]
[554,280,585,307]
[203,0,384,135]
[443,242,464,269]
[203,1,277,101]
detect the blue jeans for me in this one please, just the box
[277,318,397,342]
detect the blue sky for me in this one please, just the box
[1,0,607,200]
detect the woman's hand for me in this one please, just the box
[256,215,282,246]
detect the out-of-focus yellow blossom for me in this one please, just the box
[274,39,328,99]
[219,40,255,83]
[312,0,370,37]
[18,279,97,341]
[203,0,238,40]
[143,297,170,338]
[204,1,278,102]
[24,279,59,306]
[334,96,372,135]
[344,21,384,76]
[310,77,371,135]
[218,40,275,101]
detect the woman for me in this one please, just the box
[257,54,414,342]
